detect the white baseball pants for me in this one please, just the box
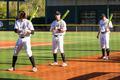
[52,35,64,53]
[100,32,110,49]
[14,37,32,57]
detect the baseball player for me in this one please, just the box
[97,14,113,60]
[8,11,37,72]
[50,11,67,67]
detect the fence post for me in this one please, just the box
[6,0,9,30]
[76,26,78,32]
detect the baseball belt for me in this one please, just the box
[20,37,25,38]
[54,35,62,37]
[101,32,106,34]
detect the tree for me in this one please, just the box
[0,0,45,18]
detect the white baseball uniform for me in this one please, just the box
[99,18,113,49]
[14,19,34,57]
[50,19,67,53]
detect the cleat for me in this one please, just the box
[32,67,37,72]
[103,56,109,60]
[102,56,106,60]
[103,56,106,60]
[50,62,58,66]
[7,67,15,71]
[105,56,109,60]
[62,63,68,67]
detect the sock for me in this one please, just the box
[106,49,110,56]
[102,49,105,57]
[12,56,18,68]
[61,53,66,62]
[29,56,36,67]
[53,54,57,62]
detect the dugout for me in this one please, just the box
[46,0,120,31]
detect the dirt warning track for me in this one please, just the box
[0,41,51,48]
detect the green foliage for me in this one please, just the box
[0,0,45,18]
[0,2,6,18]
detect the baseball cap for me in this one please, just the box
[55,11,61,15]
[101,13,106,17]
[18,11,26,19]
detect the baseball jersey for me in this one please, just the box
[14,19,34,37]
[99,19,113,32]
[50,19,67,35]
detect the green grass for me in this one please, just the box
[0,31,120,79]
[0,72,39,80]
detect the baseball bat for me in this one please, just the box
[107,13,113,27]
[54,10,70,30]
[108,13,113,24]
[106,13,113,31]
[61,10,70,20]
[30,6,39,21]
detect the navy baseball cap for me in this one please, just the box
[55,11,61,15]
